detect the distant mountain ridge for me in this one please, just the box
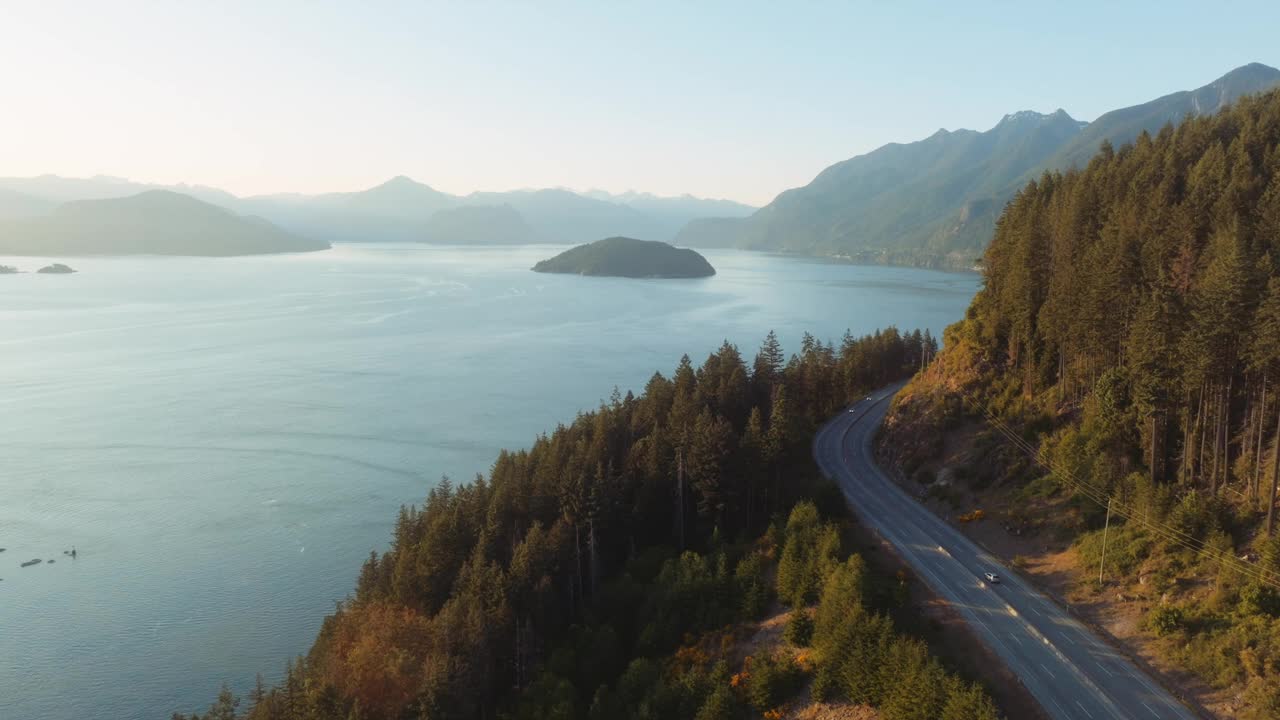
[0,190,327,256]
[9,63,1277,264]
[0,188,55,220]
[675,62,1280,269]
[422,204,538,245]
[0,174,757,248]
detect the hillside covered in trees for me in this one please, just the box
[883,89,1280,717]
[171,326,1016,720]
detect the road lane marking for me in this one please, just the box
[1075,700,1094,718]
[834,399,1157,720]
[1142,701,1160,717]
[1093,660,1113,677]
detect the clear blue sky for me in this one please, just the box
[2,1,1277,205]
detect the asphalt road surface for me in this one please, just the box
[813,387,1199,720]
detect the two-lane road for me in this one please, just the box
[814,388,1199,720]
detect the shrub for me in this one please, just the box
[1075,523,1151,577]
[1239,584,1280,618]
[1148,604,1184,636]
[1240,675,1280,720]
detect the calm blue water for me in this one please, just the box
[0,244,978,719]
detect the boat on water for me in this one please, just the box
[21,558,42,568]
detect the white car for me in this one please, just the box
[984,572,1000,584]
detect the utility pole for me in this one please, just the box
[1099,497,1113,584]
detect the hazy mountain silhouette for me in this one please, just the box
[0,188,55,220]
[580,189,755,241]
[236,176,456,244]
[422,204,539,244]
[0,174,239,207]
[0,190,328,256]
[1,173,754,247]
[462,189,662,244]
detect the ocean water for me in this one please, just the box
[0,244,979,719]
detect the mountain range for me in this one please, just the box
[3,63,1277,261]
[675,62,1280,269]
[0,174,756,255]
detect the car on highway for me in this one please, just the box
[983,572,1000,584]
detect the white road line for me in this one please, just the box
[829,401,1180,720]
[1093,660,1113,677]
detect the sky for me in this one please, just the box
[2,1,1279,207]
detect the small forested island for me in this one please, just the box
[36,263,75,274]
[0,264,18,274]
[532,236,716,278]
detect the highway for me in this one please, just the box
[813,387,1200,720]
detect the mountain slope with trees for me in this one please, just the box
[881,88,1280,718]
[172,327,1013,720]
[676,63,1280,270]
[421,204,539,245]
